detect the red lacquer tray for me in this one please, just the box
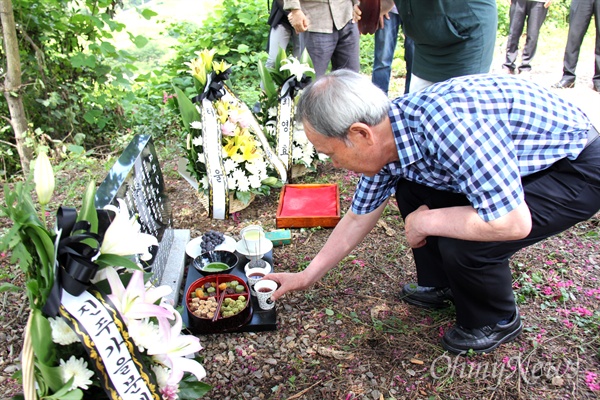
[276,184,341,228]
[185,274,252,333]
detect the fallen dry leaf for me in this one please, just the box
[317,347,354,360]
[376,220,396,236]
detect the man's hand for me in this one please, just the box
[267,271,312,301]
[378,12,390,29]
[404,201,533,248]
[288,9,309,33]
[353,3,362,23]
[404,204,430,248]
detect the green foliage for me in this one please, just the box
[1,0,149,178]
[497,1,511,37]
[165,0,270,105]
[359,34,376,75]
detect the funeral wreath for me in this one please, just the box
[0,151,210,399]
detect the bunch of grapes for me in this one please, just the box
[200,230,225,253]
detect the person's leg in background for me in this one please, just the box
[503,0,528,74]
[266,24,293,68]
[330,22,361,73]
[372,12,401,94]
[592,0,600,91]
[292,30,306,59]
[559,0,593,86]
[403,32,414,94]
[519,0,549,73]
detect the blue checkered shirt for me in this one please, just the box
[351,75,591,221]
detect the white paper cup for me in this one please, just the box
[244,265,271,295]
[254,279,278,310]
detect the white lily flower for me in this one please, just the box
[105,268,173,322]
[33,152,55,206]
[101,199,158,261]
[280,57,314,81]
[147,304,206,384]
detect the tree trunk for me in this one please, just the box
[1,0,33,176]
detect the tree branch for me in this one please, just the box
[16,26,47,84]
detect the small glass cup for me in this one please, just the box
[240,225,265,255]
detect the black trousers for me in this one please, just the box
[395,139,600,328]
[561,0,600,83]
[503,0,548,72]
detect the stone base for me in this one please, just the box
[159,229,190,305]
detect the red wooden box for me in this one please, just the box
[276,184,341,228]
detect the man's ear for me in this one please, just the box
[347,122,375,145]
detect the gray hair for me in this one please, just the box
[296,69,391,140]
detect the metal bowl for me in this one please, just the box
[193,250,240,275]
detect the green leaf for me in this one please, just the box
[100,41,116,55]
[258,60,276,100]
[131,35,148,48]
[236,190,252,205]
[30,309,55,365]
[0,282,22,293]
[141,8,158,20]
[83,109,102,124]
[178,374,212,399]
[77,181,98,233]
[236,44,250,53]
[70,53,96,69]
[325,308,334,316]
[44,379,83,399]
[96,254,143,271]
[172,85,200,131]
[36,363,70,395]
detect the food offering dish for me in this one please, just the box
[186,274,252,333]
[185,234,237,259]
[193,250,240,275]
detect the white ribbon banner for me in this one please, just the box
[276,92,294,172]
[225,87,288,183]
[201,98,229,219]
[60,289,159,400]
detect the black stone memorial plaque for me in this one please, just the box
[95,134,173,283]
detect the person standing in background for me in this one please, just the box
[284,0,361,77]
[502,0,552,78]
[266,0,306,68]
[552,0,600,92]
[372,6,415,95]
[394,0,497,92]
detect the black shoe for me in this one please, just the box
[502,66,515,75]
[441,309,523,354]
[552,79,575,89]
[593,82,600,93]
[400,283,454,309]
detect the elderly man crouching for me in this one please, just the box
[268,70,600,354]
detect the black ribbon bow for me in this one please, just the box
[192,68,232,103]
[280,74,312,100]
[42,207,113,317]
